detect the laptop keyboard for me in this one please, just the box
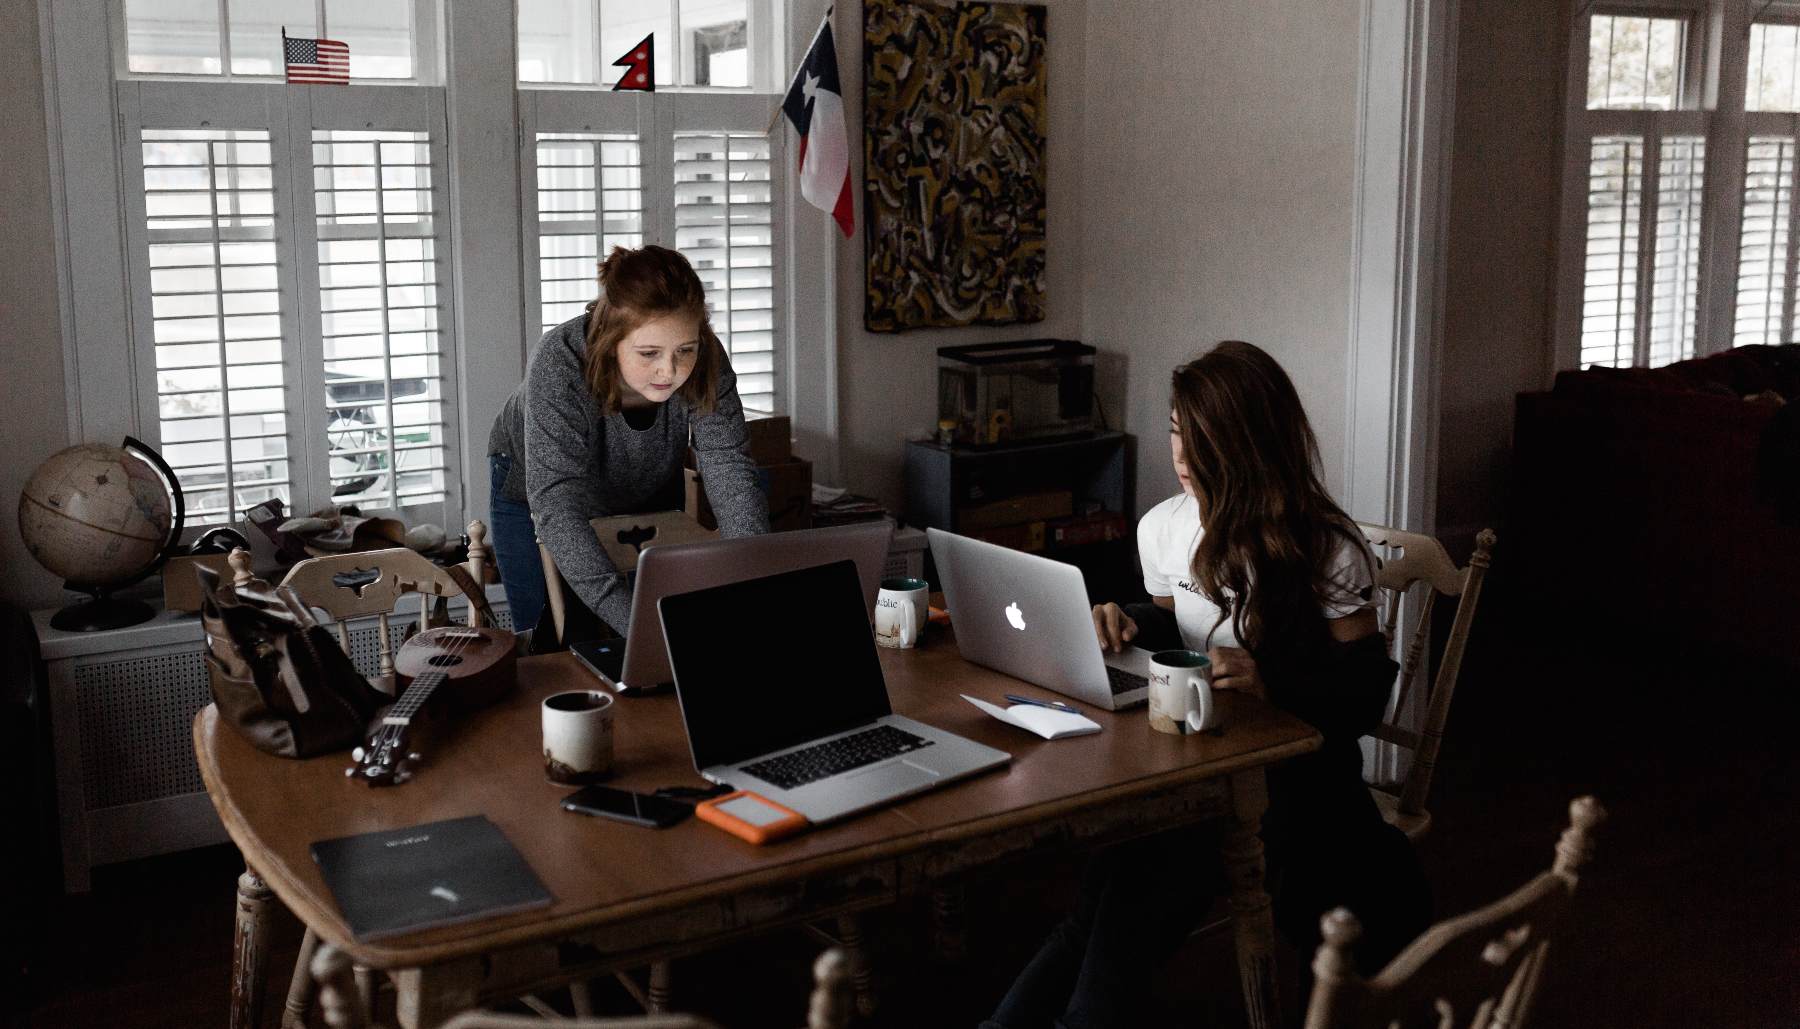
[741,725,934,791]
[1107,665,1148,695]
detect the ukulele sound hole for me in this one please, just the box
[427,654,465,668]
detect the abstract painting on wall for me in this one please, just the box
[863,0,1048,332]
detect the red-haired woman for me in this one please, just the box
[486,245,768,638]
[985,341,1430,1029]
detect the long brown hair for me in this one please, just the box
[1171,341,1368,652]
[583,245,724,416]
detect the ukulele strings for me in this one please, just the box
[391,625,484,722]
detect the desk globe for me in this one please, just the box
[18,437,185,631]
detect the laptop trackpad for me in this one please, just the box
[849,760,939,793]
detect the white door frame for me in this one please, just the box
[1346,0,1456,539]
[1345,0,1458,782]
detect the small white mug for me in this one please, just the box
[1147,649,1217,735]
[874,577,929,649]
[542,689,615,785]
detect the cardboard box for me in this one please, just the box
[959,490,1074,531]
[969,521,1047,553]
[1048,511,1128,548]
[589,510,717,574]
[162,552,235,613]
[687,457,813,533]
[744,413,793,466]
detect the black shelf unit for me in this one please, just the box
[903,431,1136,601]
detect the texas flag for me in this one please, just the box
[780,10,853,238]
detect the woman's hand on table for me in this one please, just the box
[1208,645,1264,698]
[1091,603,1138,654]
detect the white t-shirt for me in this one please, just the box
[1137,493,1378,651]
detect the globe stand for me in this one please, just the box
[50,586,157,632]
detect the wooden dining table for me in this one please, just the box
[194,631,1321,1029]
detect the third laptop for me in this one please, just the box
[928,528,1152,710]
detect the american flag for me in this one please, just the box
[283,32,349,84]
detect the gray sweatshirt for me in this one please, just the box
[487,315,769,631]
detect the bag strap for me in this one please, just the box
[443,562,498,628]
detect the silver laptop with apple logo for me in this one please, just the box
[927,528,1151,711]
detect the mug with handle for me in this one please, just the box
[1147,649,1217,735]
[875,577,929,649]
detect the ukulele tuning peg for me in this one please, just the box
[352,746,366,762]
[344,766,356,778]
[406,752,421,763]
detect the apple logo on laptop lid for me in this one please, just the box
[1005,602,1027,631]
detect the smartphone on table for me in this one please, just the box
[560,785,692,828]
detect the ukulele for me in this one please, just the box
[347,625,517,786]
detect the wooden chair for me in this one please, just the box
[270,521,498,694]
[1303,795,1605,1029]
[221,523,497,1029]
[1356,525,1497,841]
[308,943,853,1029]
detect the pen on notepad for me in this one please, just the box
[1004,693,1078,712]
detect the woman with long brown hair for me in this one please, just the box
[486,245,768,638]
[985,341,1429,1029]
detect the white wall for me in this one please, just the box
[1,0,74,611]
[828,0,1087,508]
[1436,0,1567,545]
[1078,0,1367,517]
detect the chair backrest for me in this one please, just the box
[1357,524,1498,817]
[309,944,850,1029]
[230,521,495,693]
[1303,796,1605,1029]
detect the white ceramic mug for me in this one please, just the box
[874,577,929,649]
[1147,649,1217,735]
[542,689,615,784]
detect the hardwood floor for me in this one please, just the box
[12,594,1799,1027]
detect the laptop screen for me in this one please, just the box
[658,560,892,770]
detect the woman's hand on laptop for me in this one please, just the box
[1091,603,1139,653]
[1208,645,1263,698]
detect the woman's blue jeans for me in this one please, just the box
[487,454,547,635]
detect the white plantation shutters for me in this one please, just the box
[674,132,775,413]
[1581,136,1643,369]
[313,130,452,509]
[1648,136,1704,368]
[139,128,290,521]
[121,86,458,522]
[1574,127,1705,370]
[519,92,786,414]
[533,132,645,333]
[1735,135,1794,345]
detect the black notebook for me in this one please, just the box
[310,815,552,941]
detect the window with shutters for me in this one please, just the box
[139,129,288,520]
[116,1,455,524]
[517,1,787,415]
[53,1,809,535]
[1559,4,1800,370]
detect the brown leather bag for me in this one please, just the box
[196,565,389,758]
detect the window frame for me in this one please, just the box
[1547,1,1800,375]
[111,0,442,85]
[115,78,462,524]
[42,0,827,536]
[517,87,790,417]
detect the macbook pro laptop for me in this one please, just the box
[584,520,894,693]
[658,560,1011,824]
[928,528,1152,710]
